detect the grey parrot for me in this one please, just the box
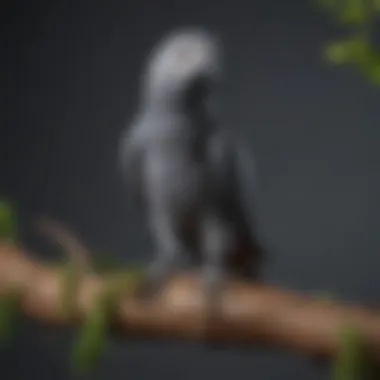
[119,27,264,311]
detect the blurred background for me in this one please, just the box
[1,0,379,379]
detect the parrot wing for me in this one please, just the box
[208,129,265,278]
[208,129,260,230]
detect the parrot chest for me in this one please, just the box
[143,134,210,213]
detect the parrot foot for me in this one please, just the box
[134,255,177,301]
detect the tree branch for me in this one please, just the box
[0,242,380,361]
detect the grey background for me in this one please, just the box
[1,0,379,379]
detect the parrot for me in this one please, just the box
[118,27,265,319]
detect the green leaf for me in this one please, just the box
[71,301,109,373]
[0,286,21,346]
[58,261,82,319]
[91,253,146,277]
[367,63,380,84]
[325,42,351,64]
[71,274,138,373]
[325,36,371,65]
[0,200,17,242]
[331,324,373,380]
[349,38,372,66]
[316,0,342,13]
[91,253,127,273]
[326,36,380,85]
[338,0,369,24]
[104,267,144,288]
[319,0,380,85]
[360,54,380,84]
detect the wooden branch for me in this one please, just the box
[0,242,380,361]
[34,217,91,272]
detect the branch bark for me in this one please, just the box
[0,242,380,361]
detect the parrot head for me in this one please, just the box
[142,27,222,110]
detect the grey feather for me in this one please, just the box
[119,27,264,302]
